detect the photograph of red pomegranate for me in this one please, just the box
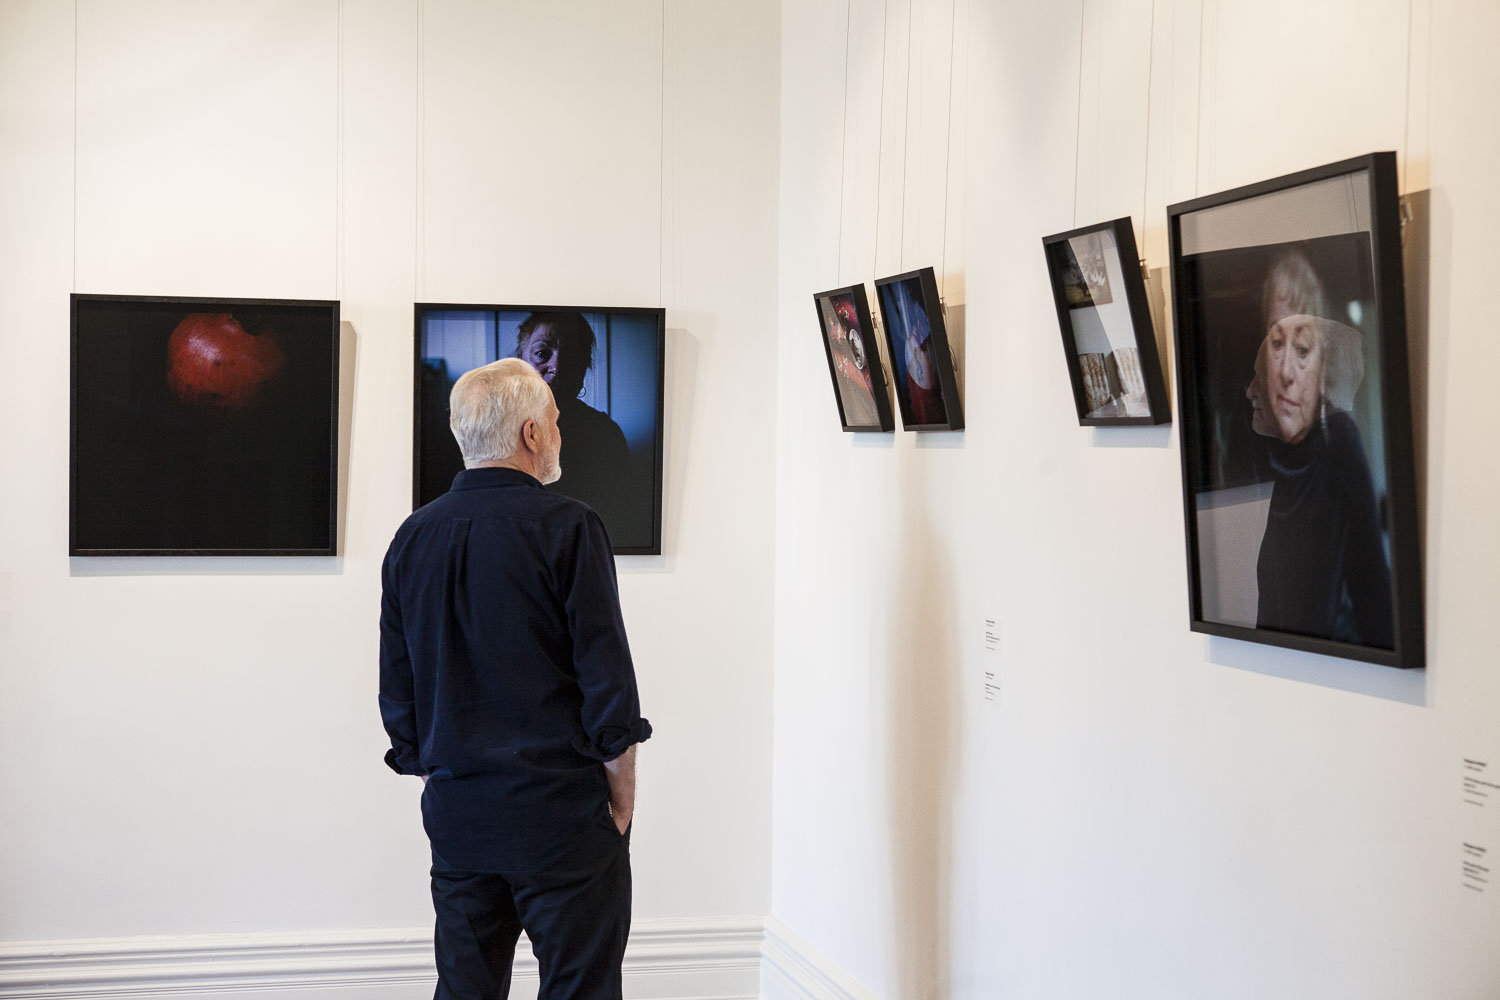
[70,294,340,555]
[166,313,288,412]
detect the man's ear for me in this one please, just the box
[521,418,539,454]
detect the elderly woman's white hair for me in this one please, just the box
[1260,249,1365,413]
[449,358,553,467]
[1261,251,1327,327]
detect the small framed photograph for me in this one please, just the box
[873,267,964,431]
[70,294,340,556]
[1167,152,1423,668]
[1042,218,1170,425]
[812,284,894,432]
[414,304,665,555]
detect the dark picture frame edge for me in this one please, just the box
[1167,151,1424,669]
[412,302,667,557]
[1041,217,1172,427]
[69,292,341,557]
[873,266,965,432]
[811,283,895,433]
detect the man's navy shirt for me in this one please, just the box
[379,467,651,873]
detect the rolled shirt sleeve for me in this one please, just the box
[565,510,652,761]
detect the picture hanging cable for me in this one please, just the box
[415,0,426,300]
[1071,0,1086,228]
[836,0,853,286]
[898,0,916,272]
[71,0,79,291]
[1400,0,1415,196]
[938,0,957,300]
[1193,1,1205,197]
[658,0,667,307]
[336,0,345,300]
[1139,0,1156,247]
[872,0,889,274]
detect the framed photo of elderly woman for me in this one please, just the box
[1042,218,1171,425]
[1167,152,1424,668]
[813,284,894,432]
[414,304,665,555]
[874,267,964,432]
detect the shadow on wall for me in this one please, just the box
[1398,188,1431,602]
[943,274,965,403]
[886,449,960,1000]
[336,320,358,558]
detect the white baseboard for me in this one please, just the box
[0,917,763,1000]
[758,919,876,1000]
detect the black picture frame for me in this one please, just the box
[1042,218,1170,426]
[70,293,340,556]
[873,267,964,431]
[1167,152,1423,668]
[812,283,894,432]
[413,303,666,556]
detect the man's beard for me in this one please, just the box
[538,448,562,485]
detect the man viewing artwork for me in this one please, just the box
[380,357,651,1000]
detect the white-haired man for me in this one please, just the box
[379,357,651,1000]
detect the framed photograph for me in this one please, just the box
[1042,218,1171,425]
[414,304,665,555]
[1058,230,1113,308]
[873,267,964,431]
[70,294,340,556]
[812,284,894,432]
[1167,152,1423,668]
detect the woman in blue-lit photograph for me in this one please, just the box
[513,311,631,525]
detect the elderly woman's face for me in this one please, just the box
[1261,302,1326,444]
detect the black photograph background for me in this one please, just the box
[415,305,665,555]
[1169,152,1423,668]
[70,295,339,555]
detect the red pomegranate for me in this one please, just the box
[166,313,286,411]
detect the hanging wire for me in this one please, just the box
[939,0,957,298]
[335,0,345,300]
[872,0,890,274]
[1401,0,1415,194]
[1399,0,1418,242]
[898,0,916,272]
[72,0,79,291]
[414,0,425,300]
[1139,0,1156,248]
[658,0,667,306]
[836,0,853,285]
[1070,0,1086,228]
[1193,0,1206,197]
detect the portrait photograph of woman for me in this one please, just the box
[414,304,665,554]
[1168,154,1423,667]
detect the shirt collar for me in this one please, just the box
[451,467,544,492]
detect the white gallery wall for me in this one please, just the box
[0,0,777,991]
[772,0,1499,998]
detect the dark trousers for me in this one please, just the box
[430,821,632,1000]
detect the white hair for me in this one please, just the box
[449,358,553,467]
